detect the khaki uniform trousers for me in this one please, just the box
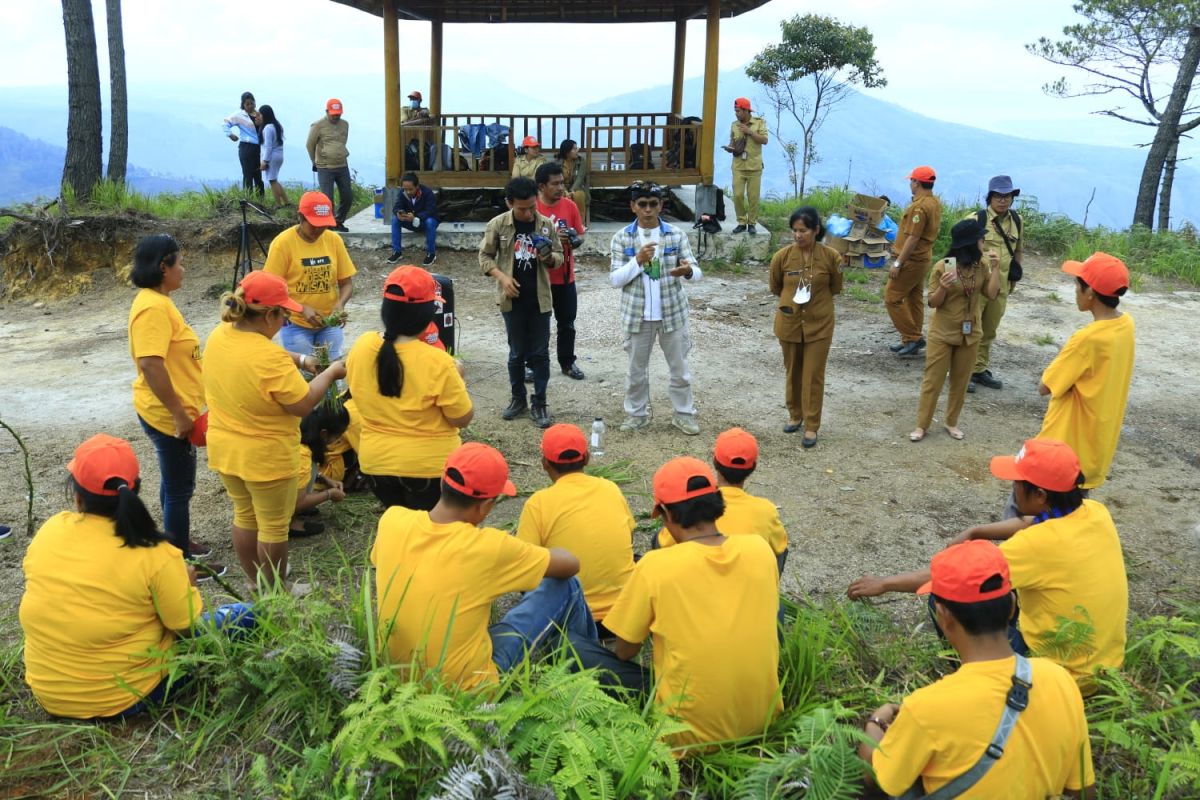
[731,168,762,226]
[780,337,832,432]
[973,278,1010,373]
[885,258,931,343]
[569,190,589,226]
[916,337,980,430]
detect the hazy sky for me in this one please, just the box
[1,0,1179,150]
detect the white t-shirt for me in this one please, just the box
[635,226,663,322]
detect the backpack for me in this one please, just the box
[695,184,726,222]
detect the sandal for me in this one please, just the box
[944,426,965,441]
[909,428,927,442]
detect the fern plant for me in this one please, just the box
[733,705,870,800]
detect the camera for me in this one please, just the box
[565,227,584,249]
[531,235,553,258]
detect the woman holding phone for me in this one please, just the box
[910,218,1001,442]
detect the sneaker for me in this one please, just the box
[731,224,747,234]
[422,252,437,267]
[972,370,1003,390]
[188,541,213,559]
[967,378,977,394]
[192,562,229,582]
[916,337,927,351]
[746,223,758,235]
[620,415,650,432]
[895,340,922,357]
[386,250,404,265]
[671,415,701,436]
[501,397,528,420]
[529,403,553,428]
[562,362,586,380]
[889,341,906,353]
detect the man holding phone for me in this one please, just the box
[609,182,702,435]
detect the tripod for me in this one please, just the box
[231,199,275,288]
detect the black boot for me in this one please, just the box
[529,394,552,428]
[502,396,528,420]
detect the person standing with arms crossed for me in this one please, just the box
[727,98,768,235]
[306,99,351,232]
[968,175,1024,393]
[222,91,263,196]
[887,166,943,357]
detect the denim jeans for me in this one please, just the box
[138,415,196,553]
[280,321,345,360]
[490,577,598,673]
[567,631,652,694]
[391,216,439,255]
[550,281,578,370]
[316,165,353,224]
[502,308,551,402]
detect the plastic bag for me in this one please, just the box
[826,214,852,238]
[879,215,898,242]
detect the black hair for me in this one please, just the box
[713,461,754,485]
[630,181,664,201]
[240,91,255,106]
[401,171,419,187]
[949,242,983,266]
[131,234,180,288]
[535,161,564,187]
[788,206,826,241]
[917,180,934,190]
[660,479,726,528]
[300,403,351,467]
[258,104,283,144]
[934,576,1015,635]
[547,455,586,474]
[439,473,491,509]
[1076,277,1122,308]
[1016,472,1087,514]
[376,294,438,397]
[73,476,165,549]
[506,177,538,202]
[556,139,577,160]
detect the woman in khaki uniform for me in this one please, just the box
[769,207,844,448]
[910,219,1001,442]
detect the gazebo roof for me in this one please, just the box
[331,0,772,24]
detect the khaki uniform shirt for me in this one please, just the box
[927,259,986,346]
[769,243,843,342]
[730,117,768,171]
[478,210,563,314]
[894,193,942,263]
[973,208,1021,284]
[512,154,547,180]
[305,117,350,169]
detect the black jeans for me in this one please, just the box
[503,307,551,403]
[317,165,353,224]
[367,474,441,511]
[238,142,264,195]
[138,415,196,553]
[567,631,652,695]
[550,281,578,370]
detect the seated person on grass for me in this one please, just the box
[656,427,789,574]
[570,457,781,750]
[516,424,636,635]
[859,540,1095,799]
[849,438,1127,694]
[289,402,351,538]
[371,442,597,690]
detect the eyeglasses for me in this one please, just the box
[635,199,661,209]
[993,194,1015,201]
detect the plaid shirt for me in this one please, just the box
[609,220,698,334]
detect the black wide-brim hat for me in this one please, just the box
[948,218,987,251]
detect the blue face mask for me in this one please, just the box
[410,99,420,109]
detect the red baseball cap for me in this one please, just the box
[522,135,540,148]
[1061,252,1130,297]
[239,270,303,313]
[443,442,517,499]
[298,191,338,228]
[908,166,936,182]
[383,265,438,303]
[917,540,1013,603]
[326,98,343,116]
[67,434,139,496]
[734,97,752,110]
[713,427,757,469]
[989,438,1082,493]
[189,411,208,447]
[652,456,719,514]
[541,423,587,464]
[407,90,422,101]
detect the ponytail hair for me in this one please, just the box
[300,403,351,466]
[376,294,437,397]
[220,286,274,323]
[74,476,165,549]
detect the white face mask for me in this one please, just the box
[793,283,812,305]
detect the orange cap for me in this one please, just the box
[522,135,540,148]
[239,270,303,313]
[734,97,752,110]
[443,442,517,499]
[917,540,1012,603]
[383,265,437,303]
[989,438,1082,493]
[907,165,936,182]
[713,427,757,469]
[1061,252,1130,297]
[326,98,343,115]
[189,411,208,447]
[541,423,587,464]
[67,434,139,496]
[652,456,719,512]
[298,191,338,228]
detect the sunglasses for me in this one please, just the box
[635,199,661,209]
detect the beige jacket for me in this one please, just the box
[306,116,350,169]
[478,210,563,313]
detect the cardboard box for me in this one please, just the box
[847,193,888,226]
[846,220,869,241]
[824,235,849,255]
[847,253,889,269]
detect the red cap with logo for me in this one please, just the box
[1061,252,1130,297]
[298,191,338,228]
[407,90,422,101]
[68,434,140,496]
[239,270,303,312]
[989,438,1082,493]
[734,97,752,110]
[652,456,719,515]
[326,98,343,116]
[907,166,936,182]
[521,135,540,148]
[383,265,438,303]
[916,540,1013,603]
[541,424,587,464]
[713,427,758,469]
[443,442,517,499]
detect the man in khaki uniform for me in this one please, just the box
[886,166,943,357]
[967,175,1023,393]
[728,97,768,235]
[306,98,351,231]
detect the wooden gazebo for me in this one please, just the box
[331,0,771,190]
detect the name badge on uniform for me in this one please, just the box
[962,320,973,335]
[740,151,749,160]
[793,283,812,305]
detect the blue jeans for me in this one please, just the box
[138,415,196,553]
[280,321,345,360]
[502,308,551,403]
[567,632,652,694]
[391,216,439,255]
[490,577,597,673]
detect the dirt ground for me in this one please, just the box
[1,239,1198,626]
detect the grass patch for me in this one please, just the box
[1035,333,1056,346]
[846,285,882,304]
[1047,291,1061,303]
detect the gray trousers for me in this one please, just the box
[622,320,696,419]
[317,165,353,224]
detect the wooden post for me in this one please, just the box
[383,0,400,187]
[430,21,443,119]
[671,19,686,118]
[699,0,720,185]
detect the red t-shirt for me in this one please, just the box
[535,196,584,285]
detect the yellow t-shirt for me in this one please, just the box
[1038,314,1135,488]
[873,656,1094,798]
[296,443,317,490]
[128,288,204,436]
[342,397,362,453]
[1000,500,1128,691]
[202,323,310,481]
[263,226,358,329]
[371,507,550,690]
[516,472,635,621]
[658,486,788,556]
[19,512,203,719]
[603,535,781,748]
[346,333,473,478]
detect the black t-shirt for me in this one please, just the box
[511,219,539,310]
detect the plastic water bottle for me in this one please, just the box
[590,418,605,458]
